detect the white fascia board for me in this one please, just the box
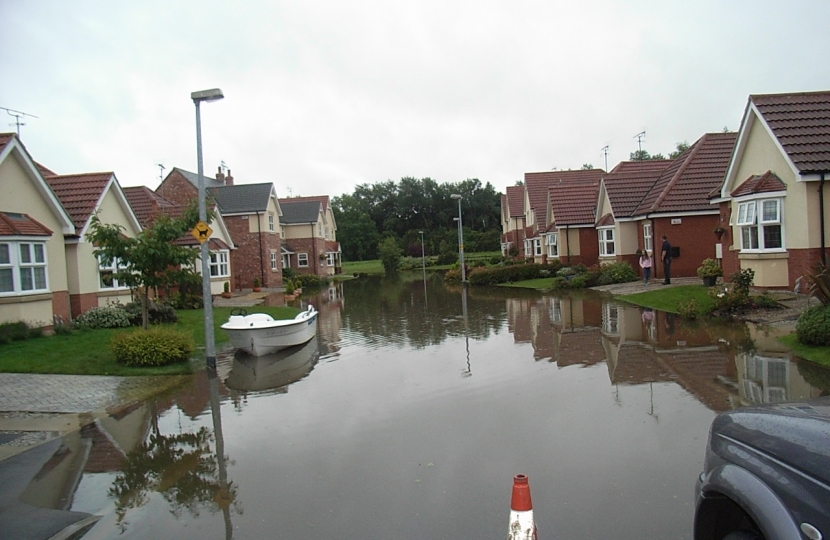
[731,190,788,202]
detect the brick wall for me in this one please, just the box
[69,292,98,320]
[650,215,720,279]
[225,216,283,290]
[788,248,829,290]
[52,290,71,324]
[156,170,198,205]
[286,236,328,277]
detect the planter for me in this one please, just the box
[702,276,718,287]
[221,292,233,299]
[252,287,262,292]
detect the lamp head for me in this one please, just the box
[451,194,462,200]
[191,88,225,103]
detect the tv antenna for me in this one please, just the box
[634,131,646,153]
[157,164,166,183]
[600,145,609,172]
[1,107,38,137]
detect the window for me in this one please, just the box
[268,213,275,232]
[270,251,278,271]
[98,256,129,289]
[318,223,323,237]
[524,239,532,257]
[598,227,615,256]
[643,223,652,253]
[298,253,309,267]
[209,251,230,277]
[737,199,783,252]
[0,241,48,295]
[546,233,558,257]
[327,252,336,266]
[501,242,511,257]
[603,303,619,334]
[533,238,542,257]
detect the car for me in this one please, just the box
[694,396,830,540]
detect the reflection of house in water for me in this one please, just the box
[315,282,344,356]
[506,296,557,361]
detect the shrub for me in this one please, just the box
[170,291,203,310]
[53,322,74,336]
[677,299,701,319]
[0,321,31,344]
[283,267,298,282]
[796,305,830,346]
[379,237,402,273]
[444,267,463,285]
[298,274,323,289]
[111,327,194,366]
[75,306,131,329]
[807,263,830,305]
[123,300,177,326]
[399,256,422,271]
[285,279,296,295]
[752,292,780,310]
[697,258,723,279]
[597,262,638,285]
[730,268,755,296]
[708,284,751,316]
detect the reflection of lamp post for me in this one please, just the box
[451,194,466,282]
[419,230,426,277]
[192,88,224,369]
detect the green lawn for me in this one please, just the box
[778,334,830,368]
[0,305,298,376]
[616,285,715,314]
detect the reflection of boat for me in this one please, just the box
[221,305,318,356]
[225,339,319,392]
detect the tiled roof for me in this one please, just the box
[44,172,113,229]
[172,236,230,250]
[751,90,830,174]
[326,240,341,252]
[730,170,787,198]
[602,161,669,218]
[174,167,225,189]
[596,213,614,227]
[635,132,738,215]
[35,162,57,176]
[0,212,53,236]
[210,183,274,214]
[505,185,525,218]
[123,186,177,227]
[525,169,604,231]
[279,195,329,212]
[0,132,13,151]
[549,178,601,227]
[280,199,321,224]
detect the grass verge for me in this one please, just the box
[0,305,298,376]
[616,285,715,314]
[778,334,830,368]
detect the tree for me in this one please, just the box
[581,163,594,170]
[669,141,690,159]
[86,205,203,329]
[378,237,402,274]
[630,149,651,161]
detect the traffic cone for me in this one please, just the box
[508,474,537,540]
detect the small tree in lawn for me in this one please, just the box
[378,236,402,274]
[86,204,203,330]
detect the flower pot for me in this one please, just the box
[221,292,232,299]
[253,287,262,292]
[702,276,717,287]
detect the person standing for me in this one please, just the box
[639,250,652,286]
[660,234,672,284]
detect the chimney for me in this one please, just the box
[226,169,234,186]
[215,166,225,184]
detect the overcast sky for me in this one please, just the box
[3,1,829,199]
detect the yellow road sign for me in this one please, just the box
[191,221,213,244]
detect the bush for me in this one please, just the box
[379,237,402,274]
[796,305,830,346]
[730,267,755,296]
[298,274,324,289]
[752,292,780,310]
[597,262,638,285]
[111,327,194,366]
[708,284,751,316]
[0,321,31,344]
[53,322,74,336]
[466,263,561,286]
[123,300,178,326]
[75,306,131,329]
[678,299,701,319]
[697,258,723,279]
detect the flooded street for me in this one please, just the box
[33,275,830,539]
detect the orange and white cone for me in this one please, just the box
[508,474,537,540]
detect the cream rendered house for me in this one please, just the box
[715,91,830,288]
[45,172,143,316]
[0,133,75,327]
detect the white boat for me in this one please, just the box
[220,305,318,356]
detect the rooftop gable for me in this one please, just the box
[548,178,601,227]
[505,185,525,218]
[730,170,787,198]
[525,169,604,231]
[279,199,321,224]
[209,183,276,214]
[601,162,669,218]
[45,172,142,236]
[0,212,53,236]
[123,186,177,227]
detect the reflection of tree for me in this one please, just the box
[108,426,239,528]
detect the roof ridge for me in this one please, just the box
[647,136,704,212]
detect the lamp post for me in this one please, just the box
[192,88,224,369]
[451,194,466,283]
[419,230,426,276]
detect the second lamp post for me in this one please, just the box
[451,194,466,283]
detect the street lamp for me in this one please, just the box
[451,194,466,283]
[192,88,224,369]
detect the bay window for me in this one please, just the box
[598,227,615,256]
[98,256,129,289]
[737,199,783,252]
[0,241,49,295]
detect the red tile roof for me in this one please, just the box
[0,132,14,151]
[751,90,830,174]
[279,195,329,212]
[549,178,601,227]
[525,169,604,233]
[602,162,669,218]
[730,170,787,198]
[123,186,177,227]
[0,212,53,236]
[44,172,113,229]
[635,132,738,214]
[505,185,525,218]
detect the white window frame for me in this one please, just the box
[0,240,49,296]
[643,223,652,253]
[98,255,129,290]
[737,198,783,253]
[209,250,230,278]
[524,239,532,257]
[545,233,558,257]
[501,242,511,257]
[282,253,291,269]
[533,238,542,257]
[327,252,336,266]
[598,227,615,256]
[270,251,279,271]
[298,253,309,267]
[268,213,275,232]
[603,303,619,334]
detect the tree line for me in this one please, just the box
[332,177,503,261]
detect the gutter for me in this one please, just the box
[821,173,827,267]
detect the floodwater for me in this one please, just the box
[30,275,830,539]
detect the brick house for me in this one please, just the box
[45,172,143,317]
[595,132,737,279]
[522,169,606,263]
[713,90,830,289]
[123,186,236,295]
[156,167,283,290]
[278,196,341,277]
[546,175,602,266]
[500,185,526,257]
[0,133,75,327]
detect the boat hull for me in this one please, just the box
[221,307,318,356]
